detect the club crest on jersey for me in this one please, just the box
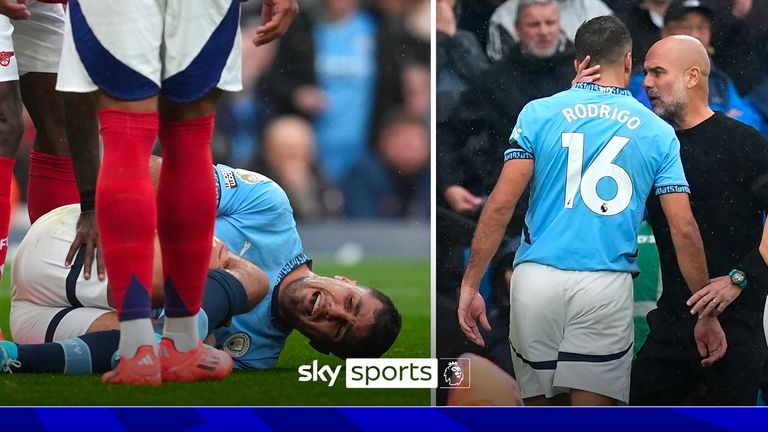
[235,168,266,185]
[222,169,238,189]
[0,51,14,67]
[223,332,250,358]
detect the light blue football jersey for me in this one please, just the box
[505,83,689,273]
[210,164,310,369]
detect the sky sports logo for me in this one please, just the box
[297,358,471,389]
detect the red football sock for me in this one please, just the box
[96,109,158,321]
[27,151,79,224]
[0,157,14,278]
[157,114,216,317]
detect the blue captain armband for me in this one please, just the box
[654,185,690,195]
[504,148,534,162]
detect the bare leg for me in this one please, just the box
[524,393,570,406]
[570,389,618,406]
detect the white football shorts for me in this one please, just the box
[10,204,112,344]
[57,0,243,102]
[0,0,65,82]
[509,262,634,403]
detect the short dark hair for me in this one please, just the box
[329,289,402,359]
[574,15,632,66]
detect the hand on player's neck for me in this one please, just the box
[592,67,629,89]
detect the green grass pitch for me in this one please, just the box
[0,260,430,406]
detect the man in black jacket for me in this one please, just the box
[438,0,573,228]
[632,35,768,405]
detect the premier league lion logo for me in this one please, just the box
[443,361,465,387]
[0,51,15,67]
[235,168,266,185]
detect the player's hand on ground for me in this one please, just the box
[444,185,483,215]
[457,286,491,347]
[253,0,298,46]
[65,210,105,281]
[694,315,727,367]
[572,55,600,87]
[0,0,30,20]
[686,275,742,317]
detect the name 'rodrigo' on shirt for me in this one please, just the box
[561,103,642,130]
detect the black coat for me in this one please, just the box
[437,40,575,234]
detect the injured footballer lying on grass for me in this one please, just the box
[0,158,401,375]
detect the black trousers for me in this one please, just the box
[630,308,767,406]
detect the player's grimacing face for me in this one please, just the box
[283,277,382,346]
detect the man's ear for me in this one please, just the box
[625,51,632,74]
[334,275,358,285]
[686,66,700,88]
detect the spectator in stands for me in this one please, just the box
[372,0,430,72]
[402,61,431,123]
[342,112,429,219]
[458,0,506,49]
[255,115,339,221]
[213,14,277,167]
[438,0,573,227]
[258,0,404,187]
[711,0,768,98]
[614,0,673,73]
[436,0,491,124]
[486,0,612,61]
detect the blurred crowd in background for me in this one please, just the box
[12,0,431,223]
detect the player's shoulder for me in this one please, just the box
[714,112,765,141]
[215,163,291,210]
[519,89,573,116]
[215,164,279,192]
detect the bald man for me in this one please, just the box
[631,35,768,405]
[258,115,328,220]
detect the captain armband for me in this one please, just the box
[654,185,690,195]
[504,142,534,162]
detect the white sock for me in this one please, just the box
[118,318,157,358]
[163,314,199,353]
